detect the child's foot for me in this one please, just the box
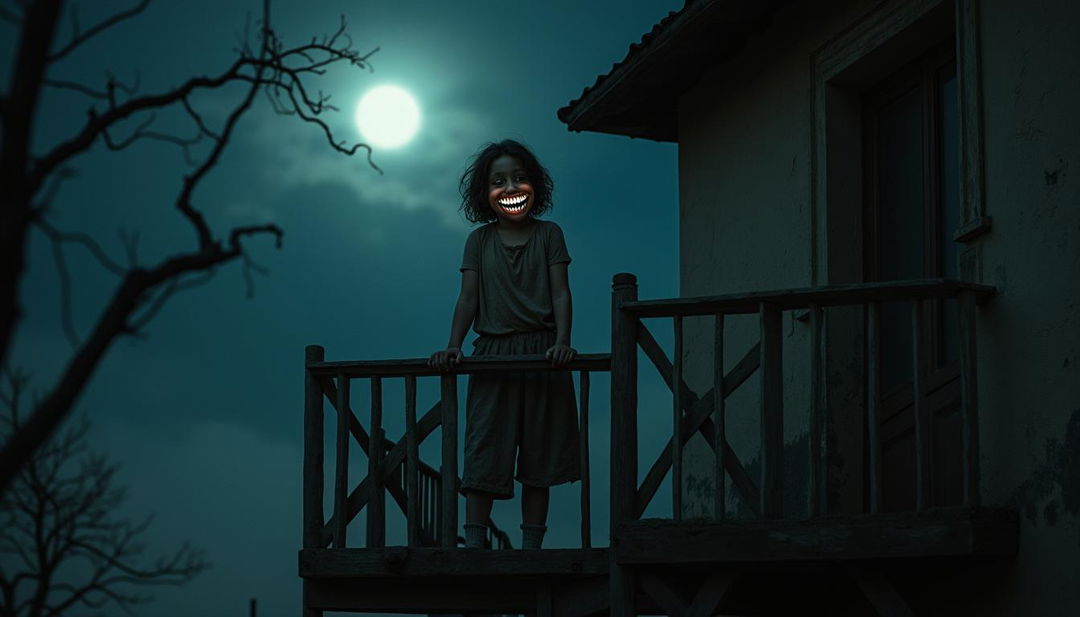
[520,523,547,550]
[464,523,487,549]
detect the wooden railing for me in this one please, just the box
[302,350,610,551]
[609,273,996,529]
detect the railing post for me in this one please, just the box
[866,302,882,514]
[912,299,930,510]
[579,370,592,549]
[405,375,420,546]
[714,313,726,521]
[610,273,638,617]
[367,377,385,547]
[303,345,325,549]
[808,304,828,517]
[673,315,684,521]
[958,290,981,506]
[333,373,350,548]
[440,374,458,547]
[759,302,783,518]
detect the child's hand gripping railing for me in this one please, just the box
[303,347,610,551]
[609,273,996,528]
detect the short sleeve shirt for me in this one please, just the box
[459,219,571,337]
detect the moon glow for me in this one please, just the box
[355,85,421,149]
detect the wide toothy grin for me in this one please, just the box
[497,193,529,214]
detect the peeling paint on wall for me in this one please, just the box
[1007,408,1080,540]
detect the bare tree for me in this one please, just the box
[0,367,211,617]
[0,0,380,493]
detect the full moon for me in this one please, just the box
[355,85,421,149]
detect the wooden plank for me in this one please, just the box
[553,575,610,617]
[809,304,826,517]
[958,290,980,506]
[684,571,736,617]
[368,377,385,547]
[609,273,639,617]
[956,0,987,226]
[320,399,442,546]
[614,506,1018,565]
[303,346,325,549]
[306,577,542,613]
[638,573,688,617]
[440,374,458,547]
[848,567,916,617]
[316,375,371,455]
[912,300,930,511]
[673,315,684,521]
[619,278,996,318]
[714,313,726,521]
[867,301,882,514]
[333,374,350,548]
[759,302,783,518]
[300,547,610,578]
[579,370,592,549]
[635,326,761,517]
[405,375,419,546]
[308,353,610,378]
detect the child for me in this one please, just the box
[428,139,580,550]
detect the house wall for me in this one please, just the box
[675,0,1080,612]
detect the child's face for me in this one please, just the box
[487,154,534,223]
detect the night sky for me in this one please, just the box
[4,1,685,615]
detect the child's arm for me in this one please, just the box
[429,269,478,371]
[547,262,576,367]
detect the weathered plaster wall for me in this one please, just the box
[676,0,867,520]
[674,0,1079,611]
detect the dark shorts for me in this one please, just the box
[460,329,581,499]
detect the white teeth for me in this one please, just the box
[498,194,527,206]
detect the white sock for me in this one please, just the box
[520,524,547,550]
[464,523,487,549]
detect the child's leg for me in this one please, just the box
[466,489,495,525]
[464,489,495,549]
[521,484,549,526]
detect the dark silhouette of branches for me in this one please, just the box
[0,368,211,617]
[0,0,380,494]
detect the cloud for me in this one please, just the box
[248,96,494,233]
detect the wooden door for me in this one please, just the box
[862,41,963,511]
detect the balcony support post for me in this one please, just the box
[610,273,639,617]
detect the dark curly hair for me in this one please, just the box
[459,139,554,223]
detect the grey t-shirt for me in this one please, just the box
[459,219,572,337]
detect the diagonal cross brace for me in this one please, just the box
[635,324,761,518]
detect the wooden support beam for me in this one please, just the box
[579,370,592,549]
[912,299,930,511]
[303,346,325,550]
[759,302,783,518]
[684,572,736,617]
[367,377,385,547]
[309,353,611,378]
[673,315,684,521]
[619,278,996,318]
[615,506,1019,565]
[440,374,459,547]
[537,585,553,617]
[713,313,726,520]
[638,573,688,617]
[405,375,420,546]
[866,301,882,514]
[848,567,916,617]
[333,374,350,548]
[958,290,980,506]
[300,547,610,578]
[610,273,639,617]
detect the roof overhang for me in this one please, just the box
[557,0,789,142]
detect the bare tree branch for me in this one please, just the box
[1,2,381,496]
[48,0,152,63]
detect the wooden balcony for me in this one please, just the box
[300,274,1018,617]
